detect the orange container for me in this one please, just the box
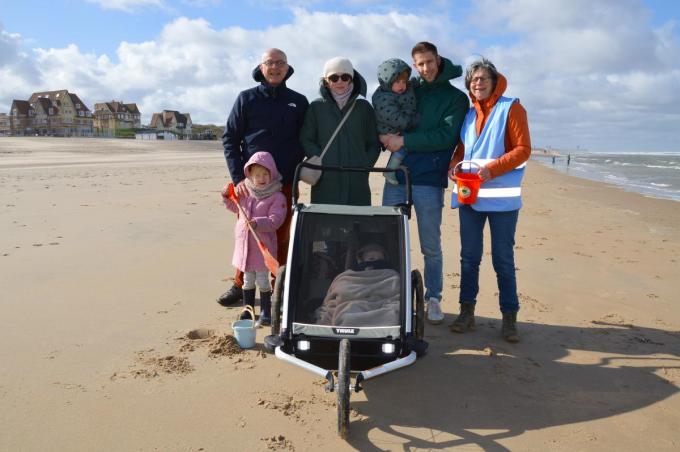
[454,161,482,205]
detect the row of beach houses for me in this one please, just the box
[0,89,194,140]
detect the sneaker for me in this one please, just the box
[216,284,243,306]
[427,298,444,324]
[383,172,400,185]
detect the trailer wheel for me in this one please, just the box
[271,265,286,336]
[337,338,351,439]
[412,270,425,341]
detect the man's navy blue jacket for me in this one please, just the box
[222,65,309,185]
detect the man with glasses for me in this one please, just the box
[380,42,469,325]
[218,48,309,307]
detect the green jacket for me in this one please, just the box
[300,70,380,205]
[401,57,469,187]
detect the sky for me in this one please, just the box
[1,0,680,152]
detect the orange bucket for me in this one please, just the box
[454,161,482,205]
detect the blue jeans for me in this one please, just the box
[382,183,443,301]
[458,205,519,313]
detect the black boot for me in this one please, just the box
[259,291,272,327]
[502,311,520,343]
[217,284,242,306]
[449,302,476,333]
[240,289,256,320]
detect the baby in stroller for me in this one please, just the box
[314,243,400,326]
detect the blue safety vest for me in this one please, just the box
[451,96,526,211]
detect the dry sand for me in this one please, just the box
[1,137,679,451]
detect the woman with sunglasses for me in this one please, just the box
[300,57,380,205]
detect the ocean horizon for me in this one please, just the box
[533,150,680,202]
[2,137,679,203]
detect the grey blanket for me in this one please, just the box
[314,268,401,326]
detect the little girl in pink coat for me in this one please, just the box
[223,152,287,325]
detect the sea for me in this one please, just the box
[533,151,680,202]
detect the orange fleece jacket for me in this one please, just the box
[450,73,531,179]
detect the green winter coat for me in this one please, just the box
[401,57,469,187]
[300,70,380,205]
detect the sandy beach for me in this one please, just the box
[1,137,679,451]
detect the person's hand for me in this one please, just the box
[235,180,249,198]
[248,219,257,230]
[381,134,404,152]
[221,183,232,206]
[391,135,405,152]
[448,167,457,181]
[379,134,390,147]
[478,166,491,181]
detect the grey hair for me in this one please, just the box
[261,48,287,63]
[464,57,499,91]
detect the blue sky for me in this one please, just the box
[2,0,680,151]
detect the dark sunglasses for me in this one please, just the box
[328,73,352,83]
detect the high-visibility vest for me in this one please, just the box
[452,96,526,211]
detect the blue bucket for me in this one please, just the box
[232,306,256,349]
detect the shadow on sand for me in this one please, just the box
[346,318,680,450]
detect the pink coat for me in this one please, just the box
[225,152,287,272]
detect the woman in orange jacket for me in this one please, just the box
[447,58,531,342]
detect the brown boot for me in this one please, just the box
[502,311,520,343]
[449,302,476,333]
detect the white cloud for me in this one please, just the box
[0,26,42,102]
[1,4,679,151]
[464,0,680,151]
[85,0,166,12]
[3,10,462,126]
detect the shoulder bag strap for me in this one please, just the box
[318,100,357,160]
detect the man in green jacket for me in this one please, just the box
[381,41,469,325]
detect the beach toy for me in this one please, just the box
[231,306,257,349]
[453,161,483,205]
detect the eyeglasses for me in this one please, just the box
[262,59,287,68]
[471,76,490,84]
[328,73,352,83]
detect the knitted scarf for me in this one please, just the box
[245,178,282,200]
[331,82,354,110]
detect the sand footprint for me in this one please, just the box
[516,293,550,312]
[129,351,194,379]
[262,435,294,451]
[179,328,215,352]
